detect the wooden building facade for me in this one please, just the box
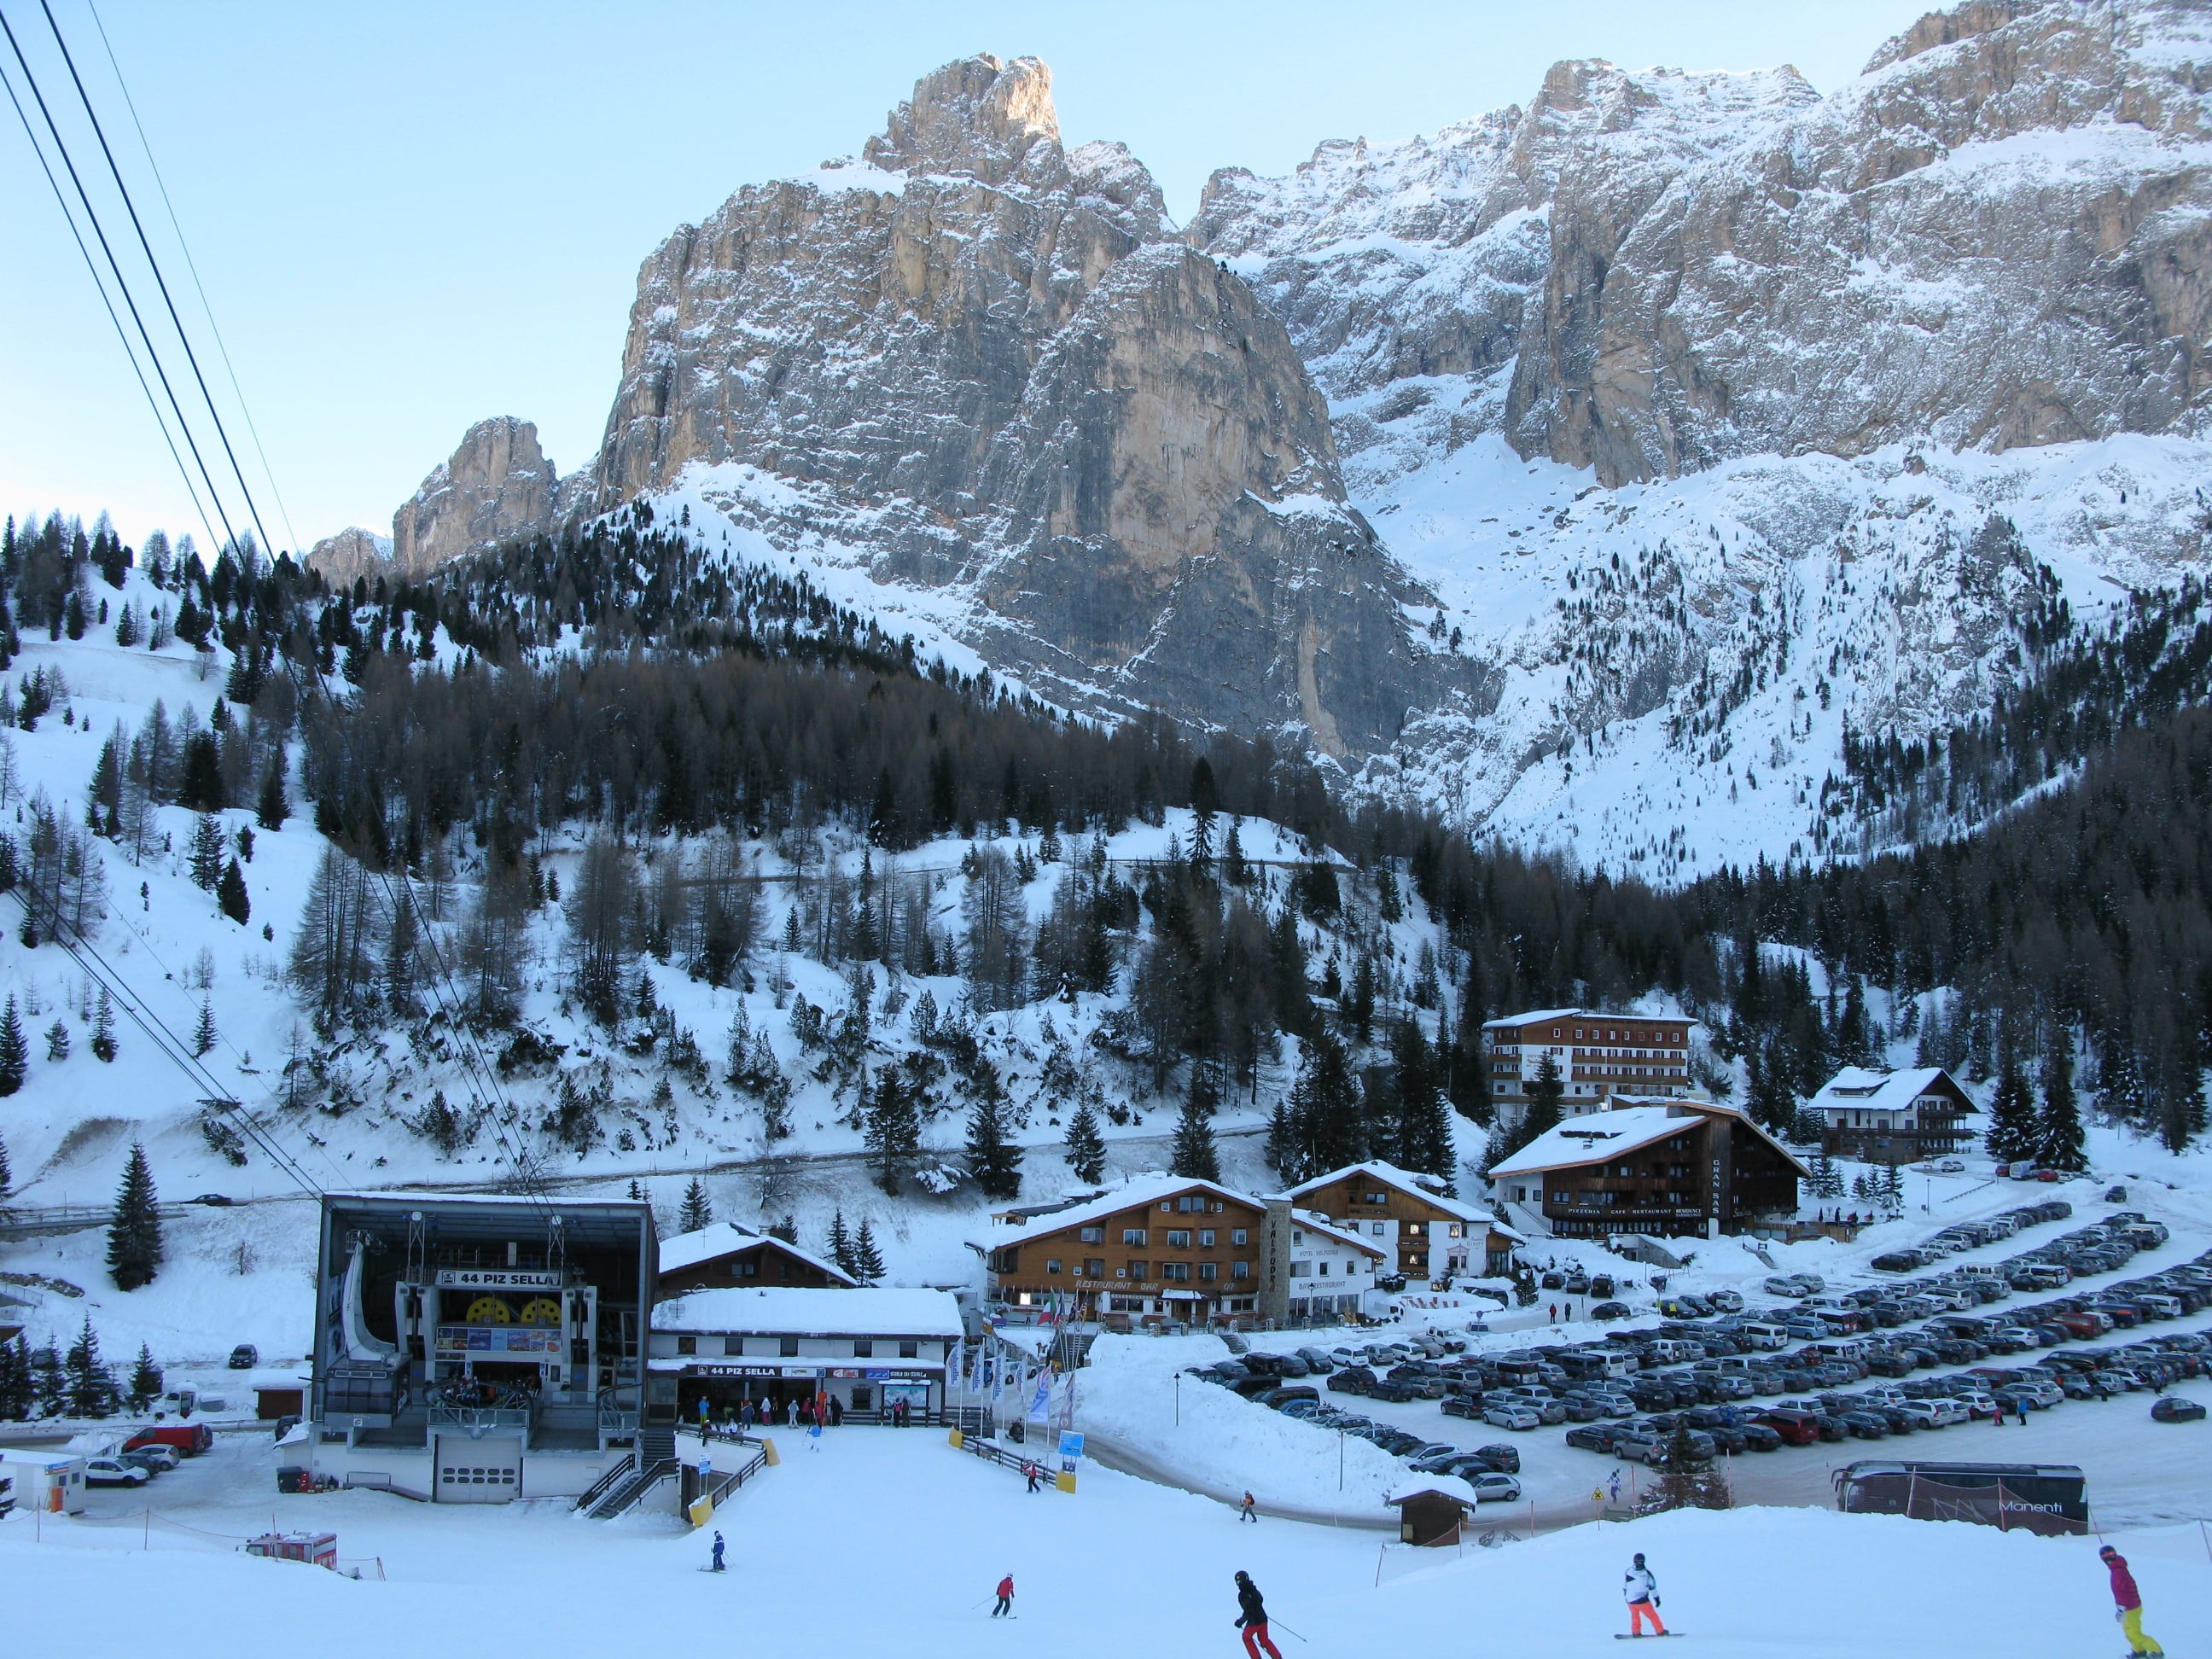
[1487,1099,1806,1240]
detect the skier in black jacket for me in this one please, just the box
[1234,1570,1282,1659]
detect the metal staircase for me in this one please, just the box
[579,1429,681,1519]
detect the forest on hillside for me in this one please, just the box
[3,505,2209,1185]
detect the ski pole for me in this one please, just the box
[1270,1621,1310,1644]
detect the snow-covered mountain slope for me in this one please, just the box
[1183,0,2212,869]
[326,1,2212,875]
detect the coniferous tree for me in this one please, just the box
[256,760,288,830]
[104,1141,164,1290]
[853,1216,885,1281]
[1502,1051,1565,1157]
[43,1017,69,1062]
[127,1342,162,1411]
[1170,1063,1222,1182]
[964,1084,1023,1200]
[192,1001,218,1057]
[178,734,224,812]
[89,987,116,1062]
[2037,1042,2086,1172]
[218,857,250,925]
[1986,1051,2038,1163]
[187,813,224,891]
[65,1316,115,1417]
[0,1126,10,1196]
[0,995,27,1096]
[827,1208,857,1278]
[678,1176,713,1233]
[1808,1147,1843,1200]
[1388,1016,1454,1175]
[1062,1098,1106,1185]
[32,1336,66,1417]
[864,1067,920,1196]
[0,1334,32,1420]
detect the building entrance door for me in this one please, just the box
[434,1434,522,1502]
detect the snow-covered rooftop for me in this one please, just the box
[653,1286,963,1340]
[1488,1099,1806,1179]
[659,1220,859,1285]
[1285,1160,1516,1232]
[969,1174,1259,1252]
[1808,1066,1974,1117]
[1289,1208,1387,1257]
[1481,1008,1583,1030]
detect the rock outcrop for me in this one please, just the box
[390,416,563,574]
[305,526,393,586]
[1196,0,2212,486]
[583,54,1462,754]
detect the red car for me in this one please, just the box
[1755,1409,1825,1447]
[126,1422,213,1456]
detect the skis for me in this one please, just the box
[1615,1633,1683,1639]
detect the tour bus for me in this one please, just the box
[1832,1461,2087,1536]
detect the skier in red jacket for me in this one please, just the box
[991,1574,1015,1618]
[2101,1545,2162,1656]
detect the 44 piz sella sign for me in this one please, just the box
[434,1268,565,1290]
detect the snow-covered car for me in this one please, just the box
[1482,1403,1541,1432]
[1469,1472,1522,1503]
[82,1457,149,1487]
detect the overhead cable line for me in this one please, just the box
[6,882,323,1197]
[38,0,282,561]
[0,5,247,560]
[0,51,222,558]
[84,0,301,558]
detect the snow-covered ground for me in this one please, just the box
[3,1426,2207,1659]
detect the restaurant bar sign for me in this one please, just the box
[435,1268,565,1290]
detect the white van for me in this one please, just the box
[1740,1322,1789,1350]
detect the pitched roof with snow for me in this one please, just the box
[966,1174,1260,1253]
[1808,1066,1975,1116]
[1285,1160,1520,1235]
[653,1286,963,1340]
[1481,1008,1584,1031]
[1289,1208,1387,1257]
[1487,1100,1808,1179]
[658,1220,859,1285]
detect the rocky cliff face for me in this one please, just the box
[1196,0,2212,488]
[581,54,1463,754]
[358,3,2212,870]
[389,416,564,575]
[305,525,393,586]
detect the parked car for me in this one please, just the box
[1483,1403,1542,1432]
[1328,1366,1377,1395]
[1590,1301,1632,1322]
[228,1344,259,1371]
[1474,1443,1522,1474]
[1440,1394,1484,1419]
[118,1448,174,1476]
[83,1457,150,1487]
[192,1193,234,1207]
[1295,1348,1336,1374]
[1565,1423,1624,1452]
[1469,1472,1523,1504]
[126,1422,213,1456]
[2151,1397,2206,1423]
[1365,1381,1421,1403]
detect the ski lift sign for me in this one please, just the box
[1057,1430,1084,1476]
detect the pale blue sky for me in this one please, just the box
[0,1,1934,551]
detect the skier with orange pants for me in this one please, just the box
[1623,1552,1668,1638]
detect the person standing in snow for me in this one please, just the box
[1239,1490,1257,1523]
[2100,1544,2163,1656]
[1233,1570,1281,1659]
[992,1573,1015,1617]
[1623,1551,1667,1638]
[710,1531,725,1572]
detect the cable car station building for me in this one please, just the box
[649,1287,964,1423]
[304,1192,657,1502]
